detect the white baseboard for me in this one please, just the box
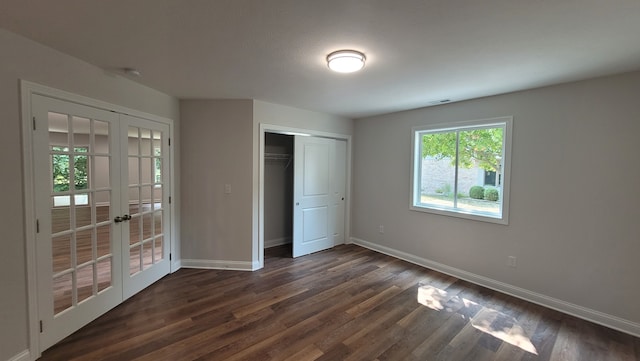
[350,237,640,338]
[8,349,30,361]
[181,259,257,271]
[171,260,182,273]
[265,237,292,248]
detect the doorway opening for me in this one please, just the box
[264,133,294,258]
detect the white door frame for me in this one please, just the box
[20,80,178,358]
[257,123,352,269]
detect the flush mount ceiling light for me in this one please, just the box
[327,50,366,73]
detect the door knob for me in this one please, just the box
[114,216,123,223]
[122,214,132,221]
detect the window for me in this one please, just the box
[411,117,512,224]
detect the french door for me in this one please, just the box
[32,95,171,351]
[121,115,171,299]
[292,136,336,257]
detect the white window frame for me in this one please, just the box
[410,116,513,225]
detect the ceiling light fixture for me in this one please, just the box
[327,50,366,73]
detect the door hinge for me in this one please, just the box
[169,196,171,204]
[168,138,171,146]
[36,219,40,233]
[33,116,36,131]
[169,253,172,261]
[39,320,43,333]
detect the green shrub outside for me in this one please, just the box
[469,186,485,199]
[484,187,499,201]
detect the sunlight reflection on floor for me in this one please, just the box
[417,284,538,355]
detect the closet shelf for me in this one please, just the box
[265,153,291,160]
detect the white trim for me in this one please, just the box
[181,259,257,271]
[20,80,177,358]
[20,81,41,360]
[265,237,292,248]
[7,350,30,361]
[20,81,174,124]
[257,123,352,271]
[350,237,640,338]
[171,260,182,272]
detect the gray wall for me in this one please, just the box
[352,71,640,326]
[180,100,354,266]
[0,29,179,360]
[180,100,255,262]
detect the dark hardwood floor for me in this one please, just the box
[40,244,640,361]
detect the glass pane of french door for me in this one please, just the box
[33,95,123,351]
[122,115,170,299]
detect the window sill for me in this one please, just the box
[410,204,509,225]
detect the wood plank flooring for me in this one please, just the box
[40,244,640,361]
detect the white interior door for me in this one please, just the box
[293,136,335,257]
[121,115,171,299]
[33,95,123,350]
[32,96,171,351]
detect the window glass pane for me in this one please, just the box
[51,202,71,233]
[128,157,139,185]
[130,215,141,246]
[456,128,503,216]
[154,210,163,236]
[141,157,152,184]
[53,272,73,315]
[71,116,91,151]
[128,127,140,156]
[75,203,92,228]
[49,112,69,148]
[154,157,162,184]
[97,258,112,293]
[77,264,95,303]
[419,131,456,209]
[142,213,153,241]
[52,234,72,273]
[97,224,111,258]
[94,156,110,188]
[142,240,153,270]
[94,120,110,154]
[154,184,163,210]
[141,129,152,156]
[154,236,164,263]
[76,229,93,265]
[95,191,110,223]
[130,245,141,275]
[52,153,70,193]
[129,187,141,215]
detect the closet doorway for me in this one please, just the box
[263,132,347,261]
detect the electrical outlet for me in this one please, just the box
[224,184,232,194]
[378,225,384,234]
[507,256,517,268]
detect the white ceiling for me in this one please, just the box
[2,0,639,118]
